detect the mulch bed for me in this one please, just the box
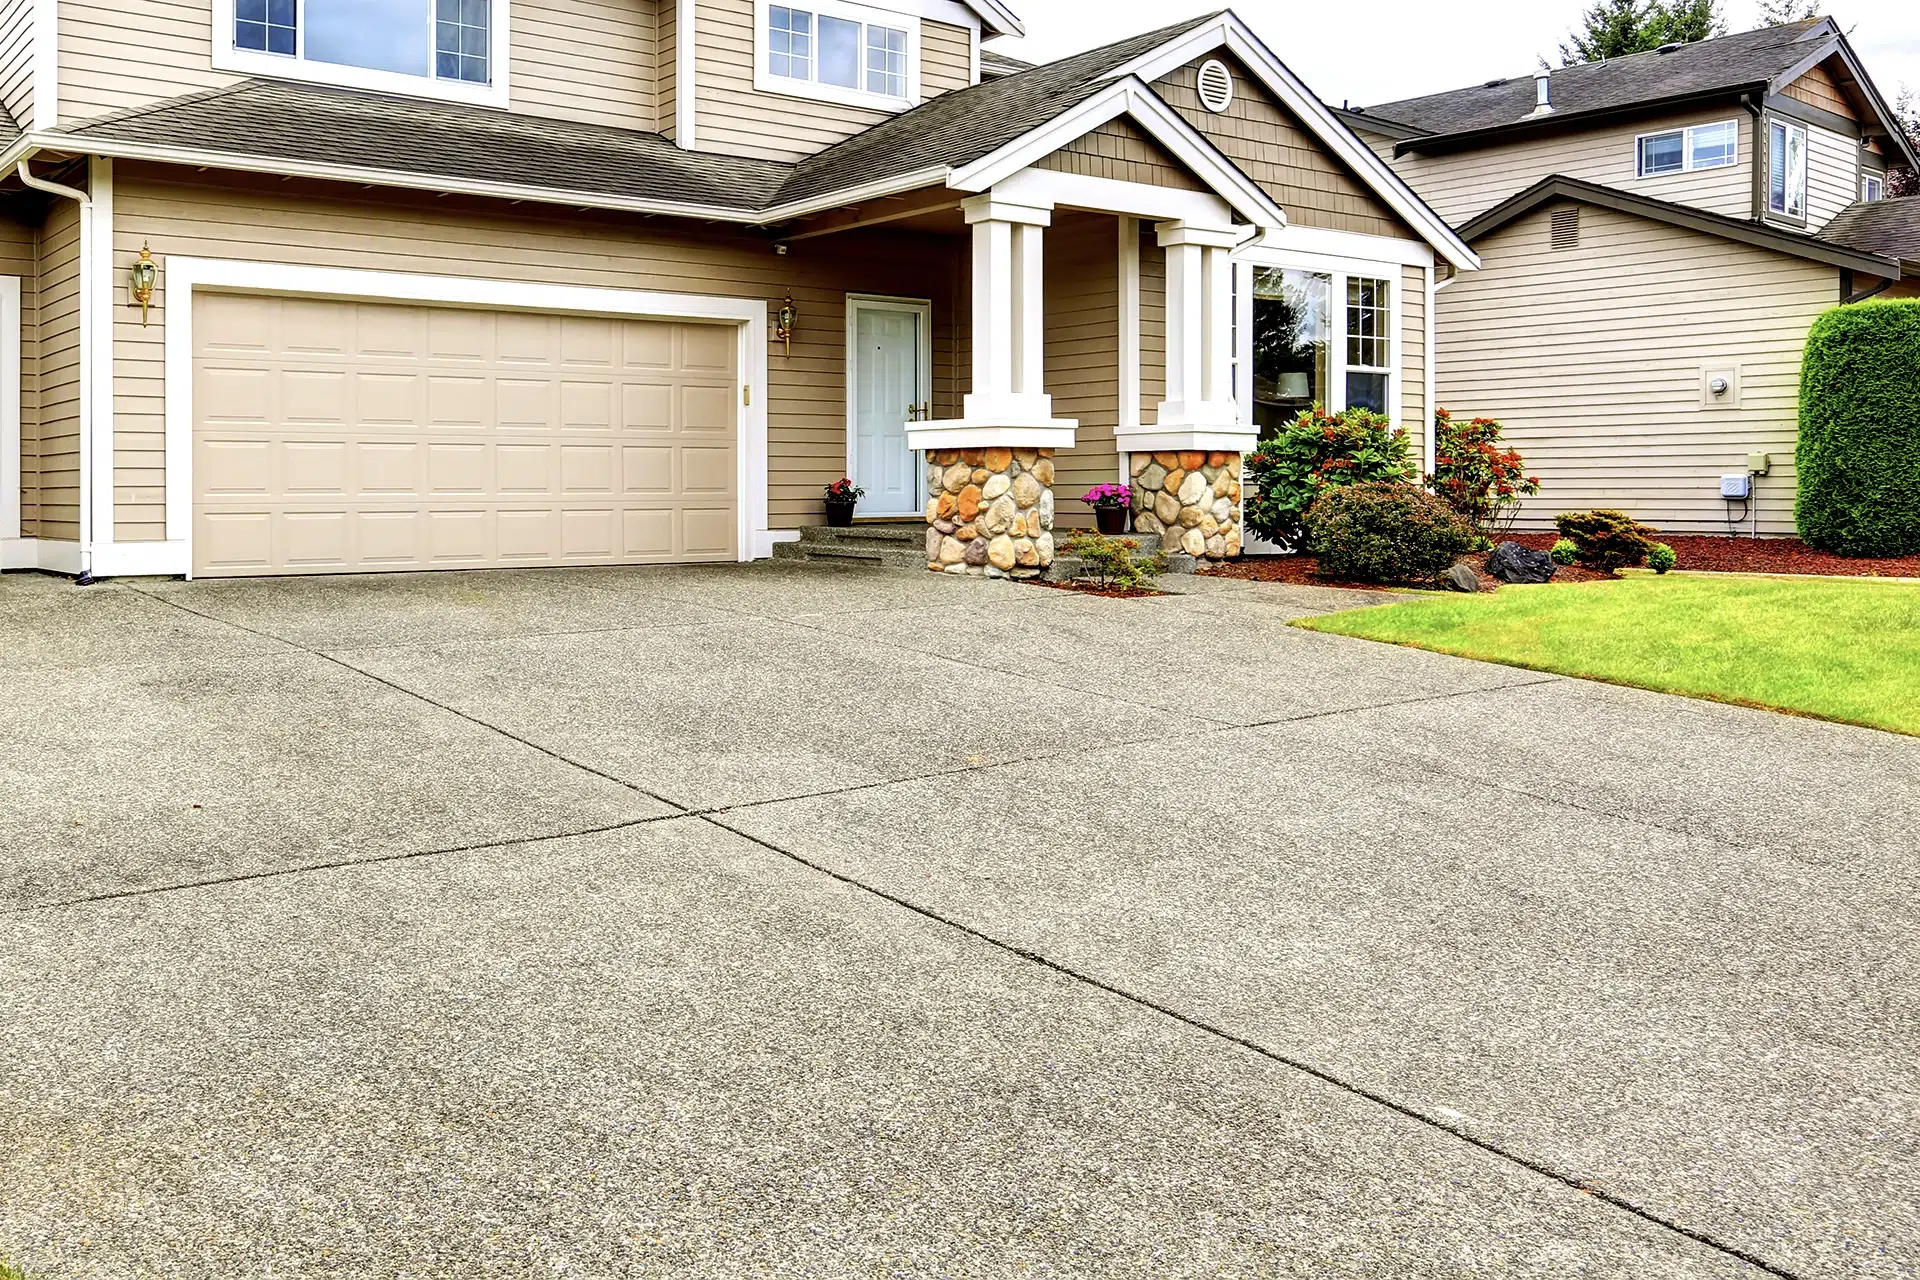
[1494,532,1920,579]
[1032,579,1166,599]
[1201,552,1613,592]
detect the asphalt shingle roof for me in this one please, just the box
[1354,18,1831,139]
[769,12,1223,207]
[979,49,1034,79]
[1820,195,1920,264]
[64,78,795,212]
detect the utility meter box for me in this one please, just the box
[1721,473,1753,499]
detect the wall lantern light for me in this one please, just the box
[129,243,157,326]
[775,293,797,355]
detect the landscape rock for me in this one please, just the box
[1486,540,1558,584]
[1445,563,1480,593]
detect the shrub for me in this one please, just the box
[1428,409,1541,535]
[1797,300,1920,556]
[1062,530,1168,590]
[1648,542,1677,574]
[1549,538,1578,566]
[1243,407,1414,549]
[1555,509,1658,570]
[1305,480,1475,584]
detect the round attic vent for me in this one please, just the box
[1196,58,1234,113]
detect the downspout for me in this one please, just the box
[17,158,96,580]
[1842,271,1893,305]
[1742,92,1765,221]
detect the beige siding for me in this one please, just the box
[1155,53,1413,239]
[110,164,963,535]
[1045,212,1120,527]
[692,0,971,162]
[57,0,661,131]
[0,213,37,535]
[1139,229,1163,413]
[38,194,81,542]
[1806,121,1859,230]
[1387,110,1756,225]
[1035,118,1202,190]
[1435,201,1836,535]
[1400,262,1426,458]
[0,0,32,128]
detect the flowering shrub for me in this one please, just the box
[1429,409,1540,536]
[1305,481,1475,584]
[1081,482,1132,510]
[824,478,865,503]
[1555,509,1658,570]
[1243,407,1414,549]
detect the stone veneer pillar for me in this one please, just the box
[1129,450,1243,560]
[924,447,1056,576]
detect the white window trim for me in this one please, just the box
[1768,117,1810,219]
[139,257,775,581]
[1634,119,1740,178]
[210,0,512,109]
[1234,245,1403,429]
[1862,173,1885,202]
[753,0,921,113]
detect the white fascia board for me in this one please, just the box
[676,0,697,148]
[1100,14,1479,271]
[1,537,85,573]
[765,166,955,221]
[1243,224,1434,268]
[159,257,773,578]
[947,78,1286,230]
[996,169,1231,226]
[1114,426,1257,453]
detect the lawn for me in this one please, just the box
[1298,575,1920,736]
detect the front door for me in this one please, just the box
[848,297,929,517]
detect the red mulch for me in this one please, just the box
[1031,579,1166,599]
[1202,552,1612,592]
[1495,532,1920,578]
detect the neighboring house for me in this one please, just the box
[0,1,1471,580]
[1336,18,1920,536]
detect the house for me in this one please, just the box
[0,1,1471,581]
[1337,18,1920,536]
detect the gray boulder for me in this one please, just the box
[1485,540,1557,584]
[1445,563,1480,593]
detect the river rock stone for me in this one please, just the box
[987,533,1017,571]
[1445,563,1480,593]
[1153,490,1181,526]
[1011,473,1042,507]
[964,536,988,566]
[982,473,1011,501]
[957,484,983,522]
[1033,458,1054,484]
[1037,490,1054,530]
[1014,536,1039,567]
[938,535,966,565]
[1140,462,1168,492]
[1182,526,1207,556]
[1177,470,1209,506]
[983,494,1017,535]
[943,463,970,493]
[1486,540,1557,584]
[983,447,1013,472]
[925,528,942,560]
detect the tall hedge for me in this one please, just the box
[1796,300,1920,556]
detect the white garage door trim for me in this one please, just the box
[153,257,773,579]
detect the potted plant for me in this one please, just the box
[823,478,863,527]
[1081,482,1133,535]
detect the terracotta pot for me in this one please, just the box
[824,500,857,528]
[1093,505,1130,535]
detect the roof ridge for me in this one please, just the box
[59,78,260,135]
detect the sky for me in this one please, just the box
[988,1,1920,111]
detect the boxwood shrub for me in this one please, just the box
[1305,480,1475,584]
[1797,300,1920,556]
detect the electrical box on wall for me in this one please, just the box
[1748,453,1771,476]
[1699,366,1741,409]
[1721,473,1753,499]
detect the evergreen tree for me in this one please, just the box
[1557,0,1725,65]
[1888,87,1918,199]
[1754,0,1818,25]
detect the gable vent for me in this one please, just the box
[1550,206,1581,250]
[1196,59,1234,113]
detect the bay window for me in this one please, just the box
[1249,265,1395,429]
[220,0,501,102]
[758,0,917,108]
[1769,119,1808,219]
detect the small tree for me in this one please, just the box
[1887,86,1918,199]
[1062,530,1168,590]
[1797,301,1920,556]
[1428,409,1541,537]
[1242,407,1414,550]
[1557,0,1723,65]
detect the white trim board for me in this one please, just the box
[675,0,696,148]
[1,537,84,573]
[86,156,113,558]
[209,0,512,109]
[152,258,774,580]
[29,0,54,130]
[995,168,1233,228]
[0,275,18,543]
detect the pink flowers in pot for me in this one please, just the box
[1081,483,1132,510]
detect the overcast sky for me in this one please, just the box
[989,1,1919,110]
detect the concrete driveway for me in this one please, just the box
[2,562,1915,1280]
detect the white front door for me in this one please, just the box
[848,298,929,517]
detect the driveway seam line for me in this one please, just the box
[700,810,1801,1280]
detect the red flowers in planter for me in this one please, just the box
[823,478,865,503]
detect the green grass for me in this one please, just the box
[1,1261,26,1280]
[1297,576,1920,735]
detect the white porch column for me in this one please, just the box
[1152,221,1242,434]
[909,193,1076,577]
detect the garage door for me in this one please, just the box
[192,293,739,577]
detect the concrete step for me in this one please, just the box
[796,523,924,547]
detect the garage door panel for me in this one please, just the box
[194,295,739,577]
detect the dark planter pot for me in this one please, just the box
[1093,505,1130,535]
[824,500,857,528]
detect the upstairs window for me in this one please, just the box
[1636,120,1738,177]
[1862,173,1885,202]
[757,0,917,109]
[219,0,502,104]
[1769,119,1809,219]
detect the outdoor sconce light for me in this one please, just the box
[774,293,798,355]
[129,243,157,326]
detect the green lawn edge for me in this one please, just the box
[1291,576,1920,737]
